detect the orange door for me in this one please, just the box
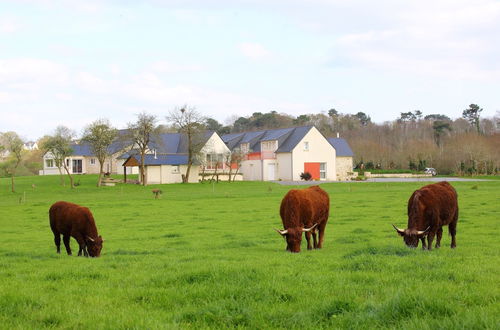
[304,162,320,180]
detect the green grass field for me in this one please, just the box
[0,175,499,329]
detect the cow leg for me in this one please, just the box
[426,232,435,250]
[449,220,457,249]
[305,231,313,250]
[435,227,443,248]
[312,231,318,249]
[53,233,61,254]
[73,234,87,257]
[420,237,427,250]
[63,235,72,255]
[317,224,326,249]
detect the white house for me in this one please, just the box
[40,138,134,176]
[122,131,231,184]
[222,126,354,181]
[39,130,137,175]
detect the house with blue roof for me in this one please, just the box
[221,126,354,181]
[40,135,134,176]
[121,131,230,184]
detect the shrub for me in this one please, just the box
[300,172,312,181]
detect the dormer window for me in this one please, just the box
[241,143,249,154]
[261,140,278,152]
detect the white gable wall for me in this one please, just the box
[291,127,336,181]
[276,153,293,180]
[201,132,231,155]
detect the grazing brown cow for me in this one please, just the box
[275,185,330,253]
[49,201,104,257]
[393,181,458,249]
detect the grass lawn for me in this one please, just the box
[0,175,499,329]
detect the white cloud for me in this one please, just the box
[238,42,272,60]
[150,61,203,73]
[0,58,68,85]
[0,17,21,34]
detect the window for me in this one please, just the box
[320,163,326,179]
[45,159,54,168]
[90,158,96,165]
[304,141,309,151]
[172,165,180,173]
[72,159,83,174]
[240,143,249,154]
[261,140,277,151]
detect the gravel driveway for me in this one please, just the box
[274,177,492,185]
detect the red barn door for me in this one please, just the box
[304,162,320,180]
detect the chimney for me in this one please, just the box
[154,149,157,159]
[337,132,340,138]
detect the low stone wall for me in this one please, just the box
[364,172,432,178]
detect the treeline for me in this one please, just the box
[204,104,499,175]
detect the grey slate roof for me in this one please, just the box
[221,126,314,153]
[327,138,354,157]
[72,131,214,159]
[128,154,188,166]
[70,143,93,156]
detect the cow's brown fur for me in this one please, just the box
[395,181,458,249]
[49,201,103,257]
[278,185,330,253]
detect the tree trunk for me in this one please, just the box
[63,164,74,189]
[97,161,104,187]
[140,151,146,186]
[57,166,65,186]
[11,175,15,193]
[184,162,191,183]
[232,167,240,182]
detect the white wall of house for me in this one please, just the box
[201,133,231,155]
[146,164,200,184]
[276,153,293,180]
[291,127,336,181]
[241,160,262,180]
[262,159,277,181]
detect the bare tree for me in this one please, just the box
[42,126,76,188]
[82,119,118,187]
[127,112,158,186]
[0,132,24,192]
[166,105,206,183]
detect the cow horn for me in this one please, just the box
[274,228,288,235]
[392,224,405,234]
[417,226,431,235]
[87,236,95,242]
[302,223,319,232]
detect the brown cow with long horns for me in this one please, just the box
[49,201,104,257]
[393,181,458,250]
[275,185,330,253]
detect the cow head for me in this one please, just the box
[275,223,318,253]
[86,235,104,257]
[392,224,430,248]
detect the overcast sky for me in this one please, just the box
[1,0,499,140]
